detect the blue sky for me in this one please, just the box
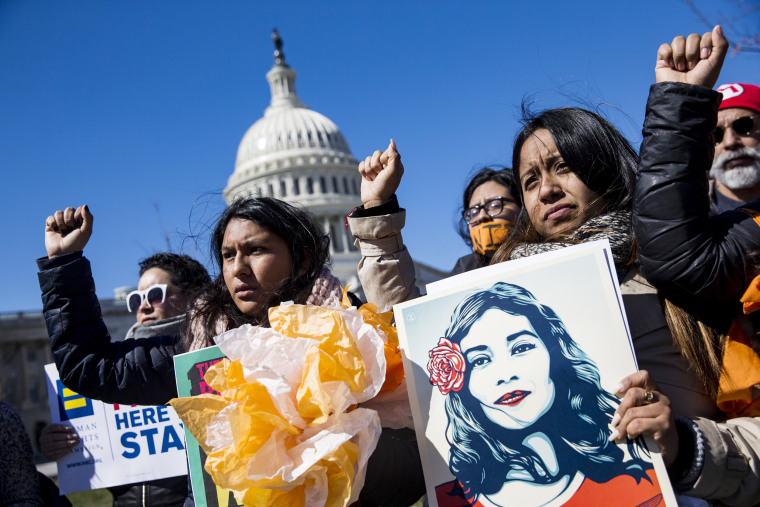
[1,1,758,312]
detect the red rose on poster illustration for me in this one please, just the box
[427,338,466,395]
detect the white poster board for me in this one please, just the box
[44,363,188,495]
[395,241,676,507]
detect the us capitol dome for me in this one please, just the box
[224,30,362,288]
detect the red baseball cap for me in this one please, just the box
[717,83,760,115]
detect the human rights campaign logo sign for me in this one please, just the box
[56,380,94,420]
[44,363,188,495]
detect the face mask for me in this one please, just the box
[470,221,513,256]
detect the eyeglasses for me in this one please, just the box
[126,284,167,312]
[463,197,513,224]
[715,115,757,145]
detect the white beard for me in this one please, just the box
[710,146,760,190]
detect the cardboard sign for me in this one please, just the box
[44,364,187,495]
[395,241,677,507]
[173,346,241,507]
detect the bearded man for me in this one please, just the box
[710,82,760,213]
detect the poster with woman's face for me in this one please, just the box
[395,241,675,507]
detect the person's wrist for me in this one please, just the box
[349,195,400,218]
[48,247,82,259]
[363,195,392,209]
[363,199,383,209]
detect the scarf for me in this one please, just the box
[126,313,186,340]
[718,274,760,418]
[508,209,634,279]
[305,266,342,306]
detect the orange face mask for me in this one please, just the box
[469,221,513,256]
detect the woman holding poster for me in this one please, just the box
[350,127,715,415]
[347,33,740,507]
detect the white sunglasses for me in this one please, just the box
[126,284,167,312]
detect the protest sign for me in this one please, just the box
[173,346,241,507]
[395,241,677,507]
[44,364,187,495]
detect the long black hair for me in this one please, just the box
[492,106,638,262]
[442,283,650,498]
[456,166,522,248]
[185,197,330,349]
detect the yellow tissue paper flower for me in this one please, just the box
[170,300,394,506]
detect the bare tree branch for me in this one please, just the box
[682,0,760,55]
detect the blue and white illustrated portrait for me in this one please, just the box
[395,242,675,507]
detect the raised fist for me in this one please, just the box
[44,205,93,258]
[358,139,404,209]
[655,25,728,88]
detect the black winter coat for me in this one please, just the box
[449,252,488,276]
[38,252,183,406]
[634,82,760,329]
[110,476,188,507]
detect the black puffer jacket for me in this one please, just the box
[37,252,183,406]
[110,476,188,507]
[634,81,760,330]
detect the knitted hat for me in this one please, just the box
[717,83,760,115]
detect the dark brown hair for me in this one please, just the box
[184,197,329,350]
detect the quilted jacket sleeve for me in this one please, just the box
[634,82,760,326]
[37,252,182,406]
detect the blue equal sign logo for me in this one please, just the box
[56,381,94,420]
